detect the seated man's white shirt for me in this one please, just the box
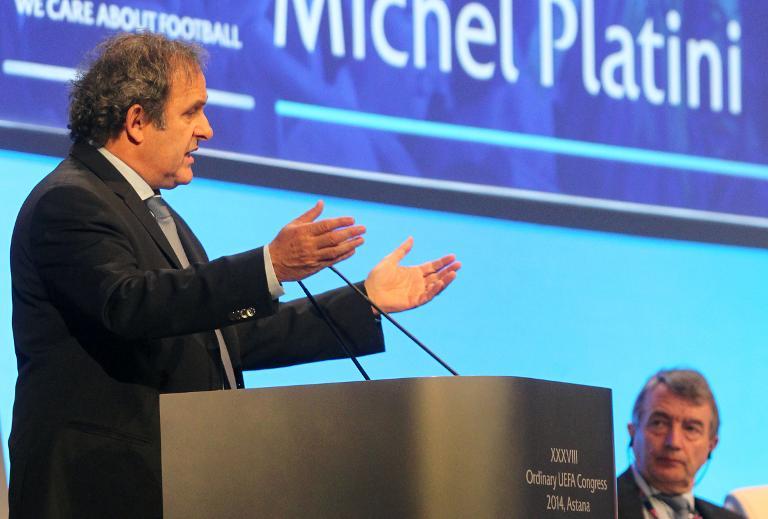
[631,464,695,519]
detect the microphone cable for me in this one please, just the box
[297,280,371,381]
[329,266,459,376]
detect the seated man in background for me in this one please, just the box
[618,368,742,519]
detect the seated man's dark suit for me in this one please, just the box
[8,142,384,518]
[617,468,743,519]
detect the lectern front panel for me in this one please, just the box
[161,376,615,518]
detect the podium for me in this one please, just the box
[160,376,616,518]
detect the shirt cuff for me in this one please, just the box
[263,245,285,300]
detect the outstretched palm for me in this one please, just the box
[364,237,460,314]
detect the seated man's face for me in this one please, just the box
[629,384,718,494]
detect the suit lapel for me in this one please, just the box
[70,143,183,269]
[172,209,208,264]
[617,469,647,519]
[695,498,729,519]
[696,499,708,519]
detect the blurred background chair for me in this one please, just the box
[725,486,768,519]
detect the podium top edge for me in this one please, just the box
[160,375,612,399]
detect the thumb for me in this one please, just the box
[293,200,324,224]
[388,236,414,263]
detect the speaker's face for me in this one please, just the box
[139,67,213,190]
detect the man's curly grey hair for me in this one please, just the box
[68,32,206,147]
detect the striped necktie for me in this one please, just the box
[655,493,690,519]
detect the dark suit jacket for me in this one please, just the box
[8,143,385,518]
[617,468,743,519]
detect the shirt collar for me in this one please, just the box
[631,464,695,513]
[97,147,156,201]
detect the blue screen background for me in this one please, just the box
[1,148,767,504]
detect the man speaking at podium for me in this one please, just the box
[618,369,741,519]
[8,32,459,518]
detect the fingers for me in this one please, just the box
[330,247,357,265]
[270,202,366,281]
[440,260,462,275]
[420,254,459,275]
[436,268,459,288]
[310,216,357,235]
[418,260,460,306]
[423,261,460,286]
[427,266,459,290]
[314,223,366,247]
[288,208,366,260]
[316,235,365,261]
[419,269,459,305]
[292,200,324,224]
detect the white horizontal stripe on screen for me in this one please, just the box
[2,118,767,230]
[196,146,768,230]
[1,60,254,110]
[276,100,768,182]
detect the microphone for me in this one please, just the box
[297,280,371,381]
[329,265,459,376]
